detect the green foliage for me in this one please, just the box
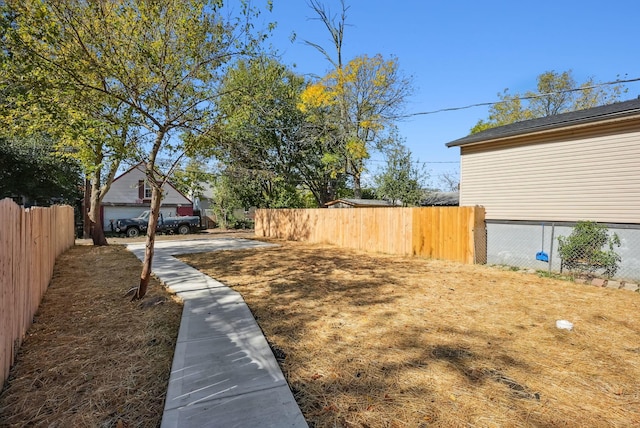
[214,57,338,207]
[209,172,243,230]
[299,54,413,197]
[536,270,574,282]
[558,221,622,278]
[302,2,413,198]
[0,137,83,205]
[232,218,255,230]
[171,158,214,200]
[471,70,627,133]
[470,89,533,133]
[374,134,426,207]
[3,0,271,251]
[3,0,272,183]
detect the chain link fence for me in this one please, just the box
[482,220,640,285]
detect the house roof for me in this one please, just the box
[446,97,640,148]
[421,192,459,206]
[325,198,395,207]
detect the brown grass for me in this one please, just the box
[0,245,182,428]
[180,239,640,428]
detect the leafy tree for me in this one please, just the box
[171,158,215,203]
[374,135,426,207]
[213,57,313,206]
[214,57,341,207]
[558,221,622,278]
[471,70,627,133]
[471,90,534,133]
[296,77,349,205]
[1,6,139,245]
[64,106,136,245]
[209,172,243,230]
[3,0,271,299]
[221,166,306,209]
[204,164,304,228]
[303,1,413,198]
[301,54,412,198]
[0,136,82,206]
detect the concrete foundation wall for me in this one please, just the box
[486,221,640,281]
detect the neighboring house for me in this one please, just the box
[325,198,396,208]
[446,98,640,279]
[193,182,256,228]
[421,192,459,207]
[100,162,193,231]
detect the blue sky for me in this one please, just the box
[263,0,640,187]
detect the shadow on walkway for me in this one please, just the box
[126,238,307,428]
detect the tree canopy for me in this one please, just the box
[302,0,413,198]
[374,133,426,207]
[2,0,272,298]
[213,57,312,207]
[0,136,82,206]
[299,54,413,197]
[471,70,627,133]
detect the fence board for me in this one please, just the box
[255,206,486,264]
[0,199,75,385]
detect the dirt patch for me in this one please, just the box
[0,245,182,428]
[180,239,640,428]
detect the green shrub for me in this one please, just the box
[558,221,621,277]
[233,218,255,230]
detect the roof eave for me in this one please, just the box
[447,113,640,148]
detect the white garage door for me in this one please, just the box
[103,207,148,231]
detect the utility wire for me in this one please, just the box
[368,158,458,164]
[160,75,639,172]
[399,76,640,118]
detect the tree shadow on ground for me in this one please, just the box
[179,241,640,428]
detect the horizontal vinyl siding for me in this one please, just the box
[102,166,192,205]
[101,168,145,203]
[460,126,640,223]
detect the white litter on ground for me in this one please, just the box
[556,320,574,331]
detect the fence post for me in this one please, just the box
[549,223,555,273]
[473,206,487,264]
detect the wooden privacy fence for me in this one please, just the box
[255,206,486,264]
[0,198,75,385]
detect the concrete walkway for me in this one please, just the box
[126,238,308,428]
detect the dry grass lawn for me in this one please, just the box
[0,245,182,428]
[180,239,640,428]
[2,235,639,427]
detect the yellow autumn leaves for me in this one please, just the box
[298,54,397,132]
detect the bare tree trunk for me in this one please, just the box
[133,129,167,301]
[133,182,162,300]
[353,173,362,199]
[88,171,108,246]
[349,157,363,199]
[89,219,108,246]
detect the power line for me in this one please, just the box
[399,76,640,118]
[368,158,458,164]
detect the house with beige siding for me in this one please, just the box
[446,98,640,280]
[101,162,193,231]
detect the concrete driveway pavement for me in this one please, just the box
[126,238,307,428]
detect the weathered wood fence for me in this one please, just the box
[0,198,75,385]
[255,206,486,264]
